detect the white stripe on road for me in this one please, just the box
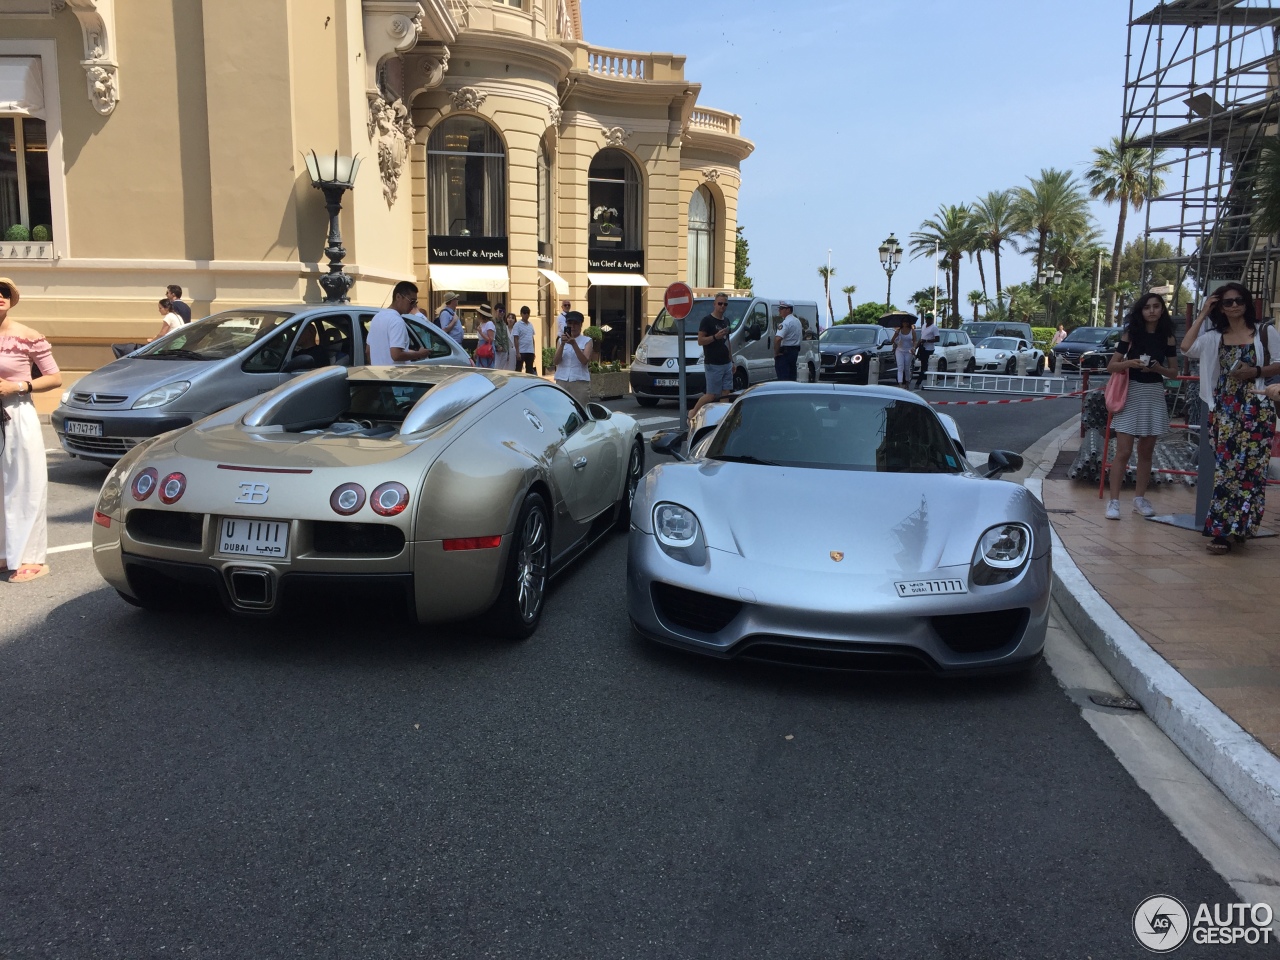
[634,416,676,427]
[48,541,93,555]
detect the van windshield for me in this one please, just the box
[649,298,750,337]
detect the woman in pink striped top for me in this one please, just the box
[0,277,62,583]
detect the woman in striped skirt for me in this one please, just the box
[1104,292,1178,520]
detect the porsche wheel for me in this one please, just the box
[1005,358,1016,375]
[636,396,659,408]
[615,439,645,532]
[489,492,550,640]
[1034,356,1046,376]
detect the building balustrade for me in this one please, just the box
[688,107,741,136]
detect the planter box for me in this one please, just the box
[589,369,629,401]
[0,240,53,261]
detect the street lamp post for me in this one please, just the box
[878,233,902,313]
[1037,266,1064,326]
[304,150,363,303]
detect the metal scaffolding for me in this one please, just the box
[1123,0,1280,316]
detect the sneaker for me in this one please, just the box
[1133,496,1155,518]
[1105,499,1121,520]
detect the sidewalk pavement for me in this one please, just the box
[1028,419,1280,850]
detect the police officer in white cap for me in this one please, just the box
[773,301,803,380]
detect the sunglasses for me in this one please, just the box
[0,283,10,299]
[1220,296,1247,306]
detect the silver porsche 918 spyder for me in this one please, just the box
[628,382,1051,674]
[91,366,644,638]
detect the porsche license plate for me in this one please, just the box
[895,578,967,597]
[217,518,290,559]
[653,378,678,386]
[64,420,103,437]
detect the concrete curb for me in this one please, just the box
[1023,430,1280,850]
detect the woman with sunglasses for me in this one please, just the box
[1182,282,1280,553]
[1104,292,1179,520]
[0,277,63,583]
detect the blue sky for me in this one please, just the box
[583,0,1133,315]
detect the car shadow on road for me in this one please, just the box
[48,456,110,490]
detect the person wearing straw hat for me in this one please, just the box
[0,276,63,583]
[475,304,498,368]
[437,291,464,346]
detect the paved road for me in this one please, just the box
[0,406,1256,959]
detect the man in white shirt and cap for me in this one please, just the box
[555,298,572,340]
[773,301,803,381]
[366,281,432,364]
[437,291,464,346]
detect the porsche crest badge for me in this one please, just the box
[830,551,844,562]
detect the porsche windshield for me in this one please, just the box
[135,310,300,360]
[978,338,1021,351]
[705,393,963,473]
[649,298,750,337]
[820,327,880,346]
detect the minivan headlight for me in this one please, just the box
[132,381,191,409]
[971,523,1031,585]
[634,344,649,364]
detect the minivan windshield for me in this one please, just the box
[820,326,880,345]
[649,298,750,337]
[705,393,963,473]
[135,309,300,361]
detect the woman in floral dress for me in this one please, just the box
[1182,282,1280,554]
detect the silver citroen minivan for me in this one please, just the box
[628,297,821,406]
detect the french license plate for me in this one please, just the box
[895,578,967,597]
[217,518,290,559]
[64,420,102,437]
[653,378,678,387]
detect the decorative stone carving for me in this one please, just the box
[603,125,629,148]
[361,1,425,96]
[703,168,720,182]
[548,105,562,128]
[451,86,487,111]
[403,47,450,99]
[63,0,119,115]
[368,94,416,206]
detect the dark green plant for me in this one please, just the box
[4,223,30,242]
[584,325,604,344]
[31,224,50,241]
[734,225,753,292]
[838,301,900,325]
[541,345,555,372]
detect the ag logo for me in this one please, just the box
[234,482,270,504]
[1133,895,1189,953]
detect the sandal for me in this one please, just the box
[7,564,49,583]
[1206,537,1232,555]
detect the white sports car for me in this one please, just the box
[973,337,1046,376]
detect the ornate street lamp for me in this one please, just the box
[878,233,902,313]
[1037,267,1064,325]
[305,150,363,303]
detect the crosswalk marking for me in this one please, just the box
[48,541,93,555]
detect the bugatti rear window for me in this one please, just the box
[346,382,432,421]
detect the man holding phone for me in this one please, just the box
[694,293,734,415]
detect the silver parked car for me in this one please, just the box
[628,382,1051,675]
[53,304,471,464]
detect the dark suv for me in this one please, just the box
[1052,326,1122,371]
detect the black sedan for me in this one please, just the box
[1051,326,1121,372]
[818,325,896,384]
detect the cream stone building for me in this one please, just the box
[0,0,752,368]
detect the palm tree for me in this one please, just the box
[841,284,856,321]
[970,189,1016,306]
[910,204,972,325]
[1255,136,1280,236]
[817,264,836,326]
[1085,137,1165,324]
[1012,168,1091,275]
[967,290,985,322]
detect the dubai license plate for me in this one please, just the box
[217,518,290,559]
[895,578,967,598]
[653,378,678,387]
[64,420,102,437]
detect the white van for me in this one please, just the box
[629,297,821,407]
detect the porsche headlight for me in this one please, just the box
[652,501,706,565]
[995,352,1008,359]
[132,381,191,409]
[971,523,1031,585]
[634,344,649,365]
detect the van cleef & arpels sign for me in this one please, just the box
[427,236,509,265]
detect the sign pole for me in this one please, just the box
[663,281,695,435]
[677,316,688,433]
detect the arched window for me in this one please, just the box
[688,185,715,288]
[588,149,641,249]
[427,116,506,237]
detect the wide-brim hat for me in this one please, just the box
[0,276,19,306]
[442,291,460,302]
[477,304,494,319]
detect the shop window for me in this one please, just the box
[0,116,51,239]
[687,185,715,288]
[537,138,551,248]
[427,116,506,237]
[588,149,641,249]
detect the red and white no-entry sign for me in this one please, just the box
[664,281,694,320]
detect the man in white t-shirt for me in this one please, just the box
[437,291,464,346]
[366,281,431,364]
[512,305,537,374]
[555,298,571,339]
[554,310,593,405]
[772,301,803,381]
[915,314,939,386]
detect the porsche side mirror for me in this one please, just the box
[285,354,316,372]
[985,450,1024,478]
[651,430,688,461]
